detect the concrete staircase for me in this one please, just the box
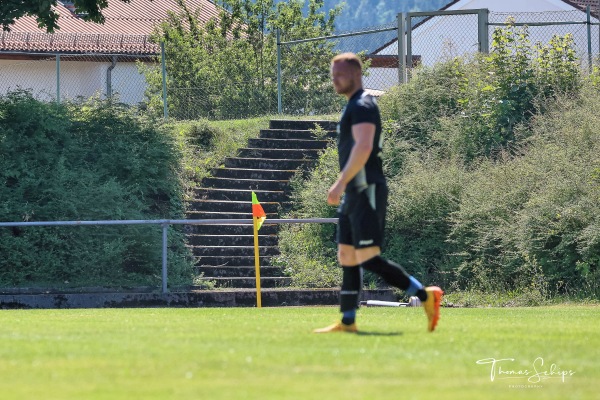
[186,119,337,289]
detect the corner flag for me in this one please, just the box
[251,191,266,230]
[251,191,266,308]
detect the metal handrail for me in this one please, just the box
[0,218,338,294]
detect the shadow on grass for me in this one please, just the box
[356,331,403,337]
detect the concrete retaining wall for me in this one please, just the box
[0,289,396,309]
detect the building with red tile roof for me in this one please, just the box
[1,0,221,55]
[0,0,224,106]
[570,0,599,14]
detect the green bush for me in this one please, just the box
[378,58,467,148]
[274,144,339,287]
[276,24,598,301]
[384,157,466,287]
[448,88,600,297]
[168,117,271,193]
[381,23,581,164]
[0,91,193,288]
[142,0,341,120]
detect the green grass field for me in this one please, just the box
[1,306,598,400]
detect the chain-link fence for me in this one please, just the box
[278,8,600,115]
[0,53,152,105]
[277,21,401,116]
[0,31,157,106]
[1,8,600,120]
[167,84,279,120]
[406,10,489,67]
[489,10,600,71]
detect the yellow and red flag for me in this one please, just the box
[251,191,266,308]
[251,191,266,230]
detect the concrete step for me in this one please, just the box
[198,277,292,289]
[224,157,315,170]
[181,119,338,292]
[211,168,297,180]
[248,138,330,150]
[187,234,278,247]
[185,211,278,219]
[260,129,336,140]
[191,188,288,203]
[238,148,322,160]
[194,255,273,267]
[186,200,284,213]
[184,224,278,235]
[269,119,337,131]
[190,246,280,257]
[201,177,289,191]
[196,265,282,277]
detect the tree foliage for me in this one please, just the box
[0,0,448,34]
[142,0,342,120]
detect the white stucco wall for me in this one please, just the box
[0,58,151,105]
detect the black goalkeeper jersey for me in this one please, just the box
[337,89,385,191]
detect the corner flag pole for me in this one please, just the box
[251,192,266,308]
[253,215,262,308]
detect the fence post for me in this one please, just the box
[397,13,406,84]
[277,28,282,114]
[161,42,168,121]
[406,13,413,82]
[56,54,60,103]
[587,6,593,73]
[478,8,490,54]
[161,222,168,294]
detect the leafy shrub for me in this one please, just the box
[382,23,581,164]
[277,23,598,302]
[274,144,339,287]
[384,157,466,287]
[450,89,600,297]
[378,57,467,147]
[0,91,193,288]
[166,117,271,199]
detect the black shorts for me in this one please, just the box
[336,184,388,249]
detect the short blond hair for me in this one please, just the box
[331,52,363,72]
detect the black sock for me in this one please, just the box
[340,265,361,324]
[361,256,428,301]
[416,288,428,302]
[360,256,410,290]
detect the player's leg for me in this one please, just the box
[314,211,360,333]
[350,184,424,296]
[353,184,443,331]
[357,246,427,302]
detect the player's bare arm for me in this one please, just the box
[327,122,375,205]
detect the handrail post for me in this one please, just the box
[161,222,168,294]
